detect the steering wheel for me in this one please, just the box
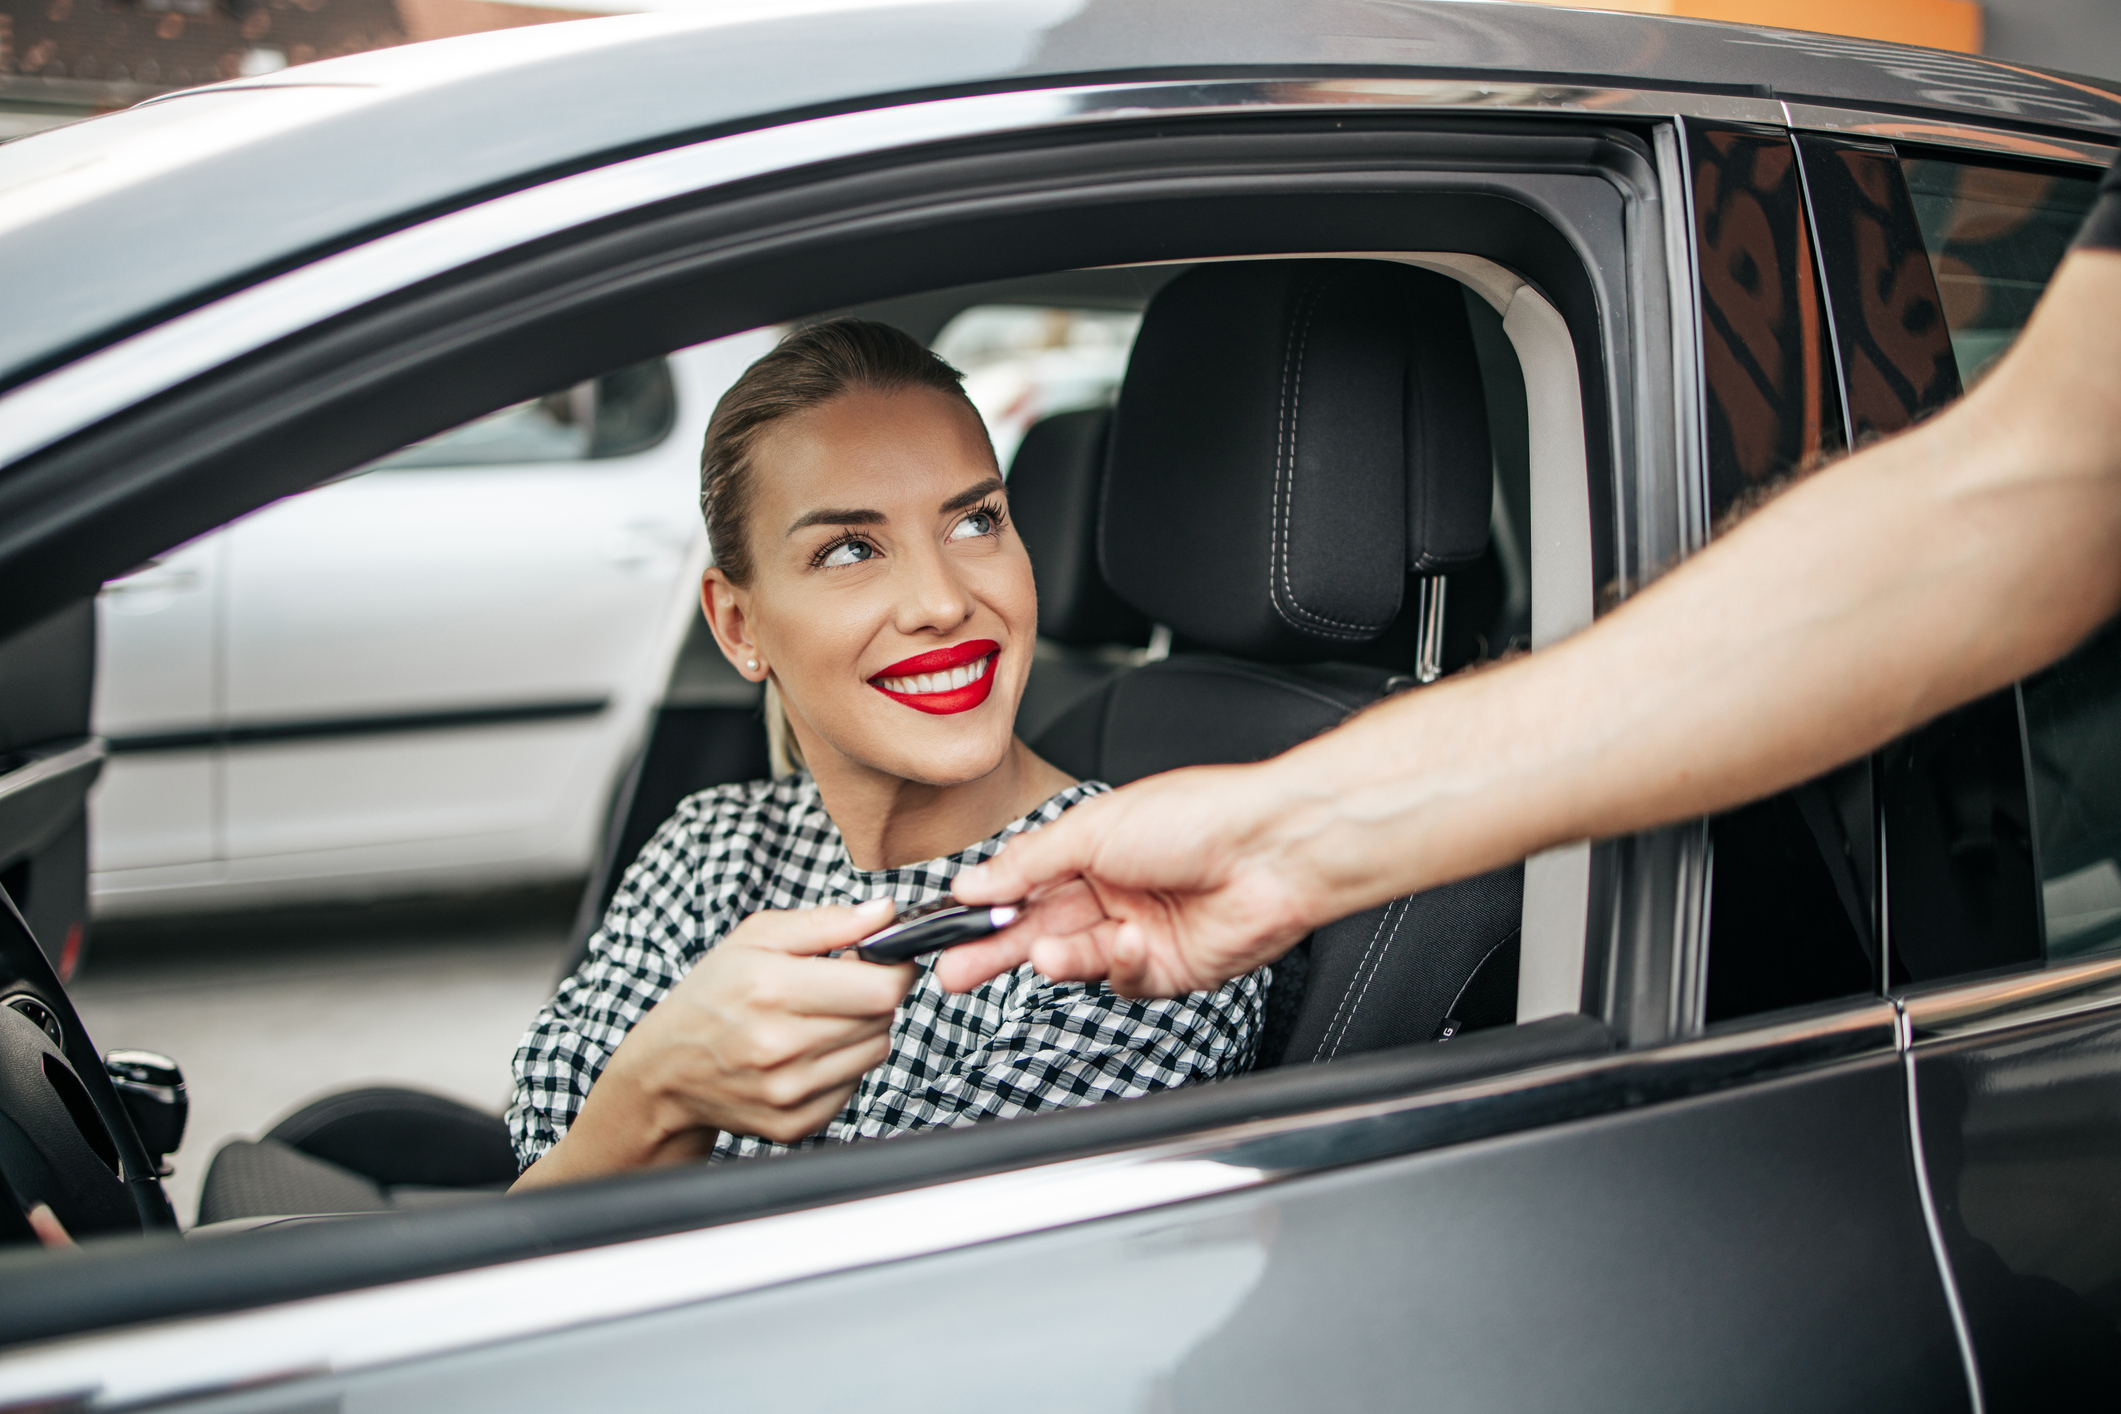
[0,898,175,1243]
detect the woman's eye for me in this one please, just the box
[948,511,994,542]
[820,539,875,567]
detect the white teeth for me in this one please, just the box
[878,653,993,695]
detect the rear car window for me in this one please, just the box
[930,305,1140,470]
[368,358,676,469]
[1901,156,2099,386]
[1902,153,2115,963]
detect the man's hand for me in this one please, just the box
[941,763,1323,997]
[515,899,913,1189]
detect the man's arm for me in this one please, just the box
[945,248,2121,998]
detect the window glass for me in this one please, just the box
[1902,157,2099,387]
[2025,619,2121,959]
[367,358,677,470]
[1902,154,2107,966]
[931,305,1141,470]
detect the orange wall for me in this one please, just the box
[396,0,602,45]
[1507,0,1982,53]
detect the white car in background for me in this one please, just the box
[88,328,779,917]
[87,308,1132,916]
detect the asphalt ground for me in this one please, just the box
[69,888,574,1226]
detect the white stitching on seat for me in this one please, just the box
[1325,897,1411,1061]
[1312,895,1410,1062]
[1270,269,1394,641]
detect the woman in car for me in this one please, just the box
[509,319,1261,1186]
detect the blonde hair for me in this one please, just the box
[701,319,982,777]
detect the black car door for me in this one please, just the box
[1802,142,2121,1411]
[0,99,1972,1411]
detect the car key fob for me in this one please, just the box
[856,898,1021,964]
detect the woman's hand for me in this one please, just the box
[515,899,914,1190]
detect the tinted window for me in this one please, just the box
[368,358,677,470]
[2025,620,2121,959]
[1902,157,2099,387]
[1901,154,2105,966]
[1694,126,1871,1024]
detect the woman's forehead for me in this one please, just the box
[755,385,997,522]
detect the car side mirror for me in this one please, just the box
[104,1050,186,1177]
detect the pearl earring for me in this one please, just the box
[746,658,759,672]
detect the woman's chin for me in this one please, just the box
[842,721,1017,789]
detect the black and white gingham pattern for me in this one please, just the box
[510,775,1263,1166]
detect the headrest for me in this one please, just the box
[1007,408,1149,646]
[1102,260,1493,662]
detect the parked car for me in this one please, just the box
[0,4,2117,1410]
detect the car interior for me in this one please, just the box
[175,252,1557,1224]
[0,119,1650,1333]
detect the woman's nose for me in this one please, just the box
[894,543,973,635]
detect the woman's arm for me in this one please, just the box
[944,248,2121,998]
[513,899,912,1191]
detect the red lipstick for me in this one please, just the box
[868,638,1001,716]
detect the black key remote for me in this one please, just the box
[856,899,1022,964]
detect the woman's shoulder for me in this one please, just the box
[666,773,823,841]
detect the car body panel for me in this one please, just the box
[0,1,2114,1402]
[0,0,2116,399]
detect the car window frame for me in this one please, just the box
[7,86,2079,1378]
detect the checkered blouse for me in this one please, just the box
[509,774,1264,1167]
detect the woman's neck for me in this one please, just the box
[807,736,1074,872]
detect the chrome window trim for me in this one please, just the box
[0,1002,1894,1410]
[0,77,1785,478]
[0,737,104,809]
[1901,953,2121,1045]
[1781,100,2118,166]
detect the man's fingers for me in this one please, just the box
[932,930,1033,991]
[734,899,899,957]
[954,798,1108,904]
[1028,924,1125,983]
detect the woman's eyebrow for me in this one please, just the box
[785,506,885,536]
[940,477,1004,514]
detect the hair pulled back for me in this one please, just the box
[700,318,986,775]
[701,318,981,584]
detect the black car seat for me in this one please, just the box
[1028,259,1525,1068]
[1007,407,1152,742]
[197,1085,519,1225]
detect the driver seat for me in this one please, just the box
[1029,258,1524,1067]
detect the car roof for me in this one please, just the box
[0,0,2115,396]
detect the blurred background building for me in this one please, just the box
[1,0,2115,141]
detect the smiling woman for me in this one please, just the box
[506,320,1263,1188]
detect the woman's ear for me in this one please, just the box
[701,569,768,682]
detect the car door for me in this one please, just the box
[89,534,223,899]
[0,87,1978,1411]
[1813,145,2121,1409]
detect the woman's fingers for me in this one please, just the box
[733,898,897,956]
[26,1203,73,1249]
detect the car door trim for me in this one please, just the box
[0,1000,1895,1407]
[1901,952,2121,1045]
[0,737,104,867]
[1781,101,2117,166]
[0,77,1799,481]
[103,699,610,754]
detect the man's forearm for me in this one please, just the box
[1260,251,2121,927]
